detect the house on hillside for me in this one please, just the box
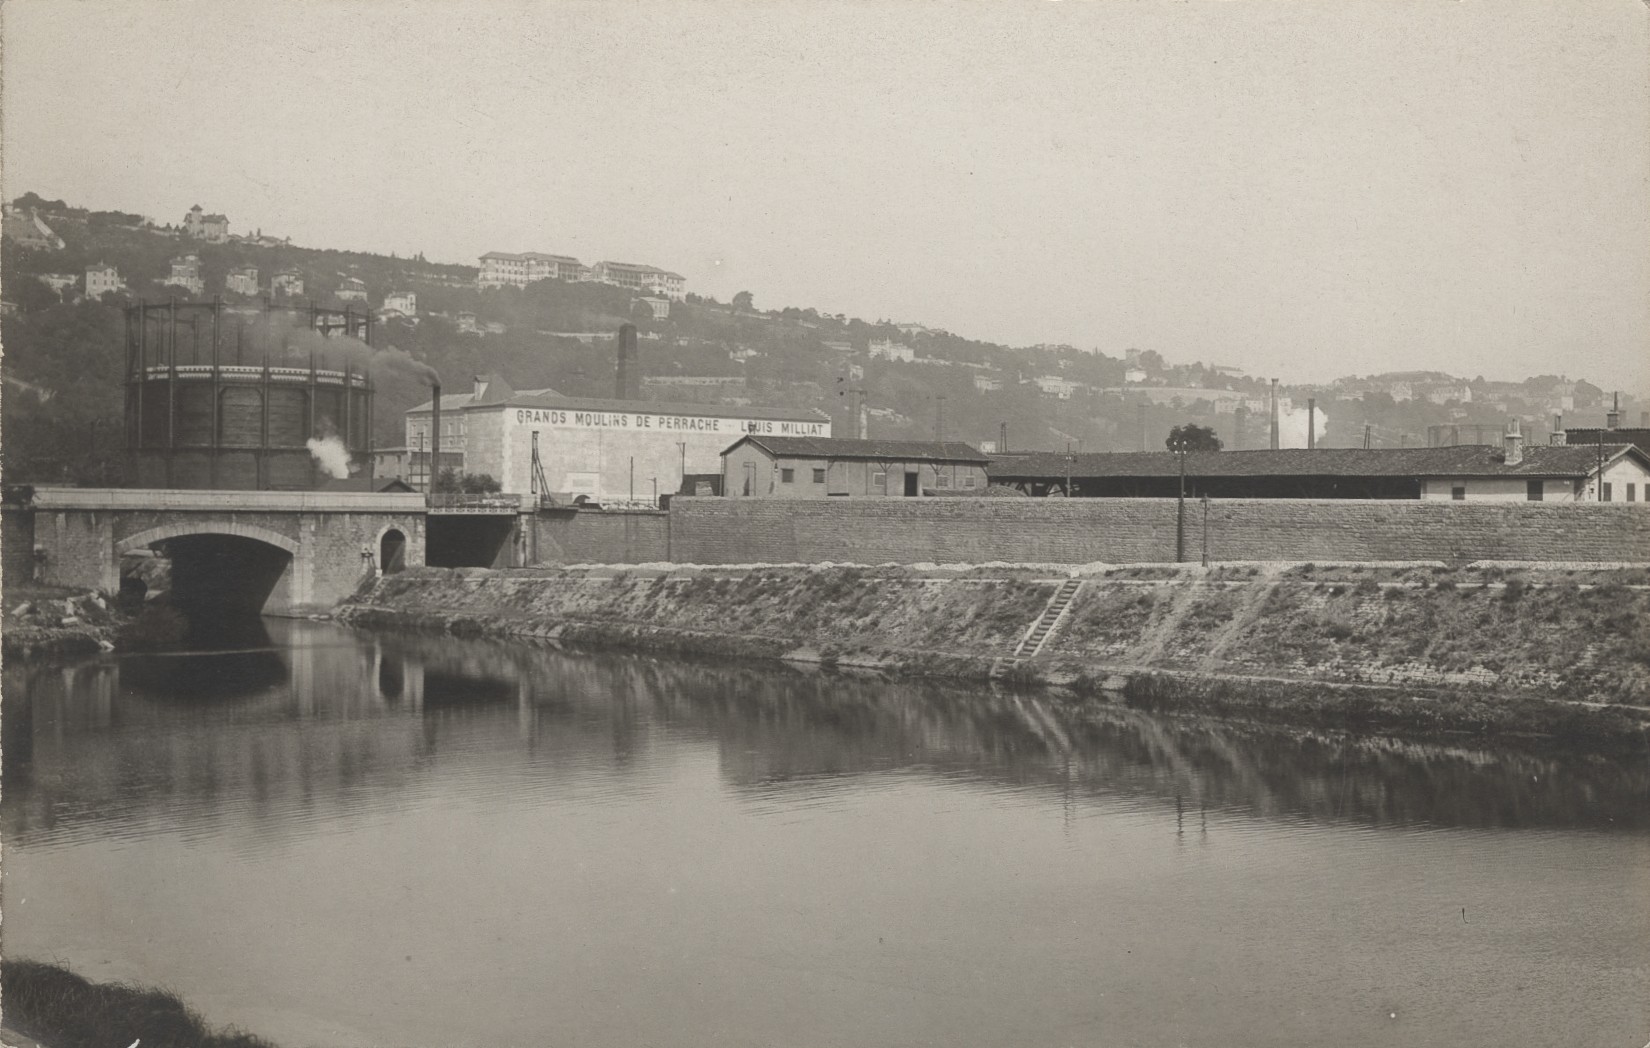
[1034,375,1083,399]
[37,273,78,295]
[640,296,671,319]
[721,436,989,498]
[183,205,229,242]
[869,339,913,363]
[2,206,64,250]
[588,261,686,300]
[165,255,205,296]
[335,276,368,302]
[271,268,304,297]
[973,372,1005,392]
[455,311,479,335]
[381,291,417,317]
[85,263,124,299]
[225,265,259,297]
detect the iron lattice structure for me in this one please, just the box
[125,299,375,490]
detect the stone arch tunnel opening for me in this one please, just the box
[153,533,294,636]
[426,517,514,568]
[380,529,408,574]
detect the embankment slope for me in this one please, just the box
[340,563,1650,742]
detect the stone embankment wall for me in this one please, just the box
[667,497,1650,565]
[342,563,1650,740]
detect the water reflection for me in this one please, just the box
[4,621,1646,850]
[5,621,1648,1048]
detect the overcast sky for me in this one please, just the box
[5,0,1646,391]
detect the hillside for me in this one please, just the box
[1,193,1637,485]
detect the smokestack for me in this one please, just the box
[999,421,1008,453]
[1307,398,1316,450]
[857,394,868,440]
[430,381,441,492]
[1503,418,1524,466]
[1606,392,1620,430]
[1551,413,1566,446]
[1269,379,1280,450]
[616,324,640,400]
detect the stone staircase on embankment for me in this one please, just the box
[1000,577,1083,667]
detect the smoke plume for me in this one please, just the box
[307,435,352,479]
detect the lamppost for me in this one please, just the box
[1169,436,1189,562]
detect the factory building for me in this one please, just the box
[404,374,829,503]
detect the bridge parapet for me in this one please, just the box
[27,488,427,615]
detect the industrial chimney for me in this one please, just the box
[999,421,1008,453]
[1269,379,1280,450]
[429,381,442,492]
[1551,414,1566,446]
[1503,418,1524,466]
[1606,392,1620,430]
[616,324,640,400]
[1307,398,1317,450]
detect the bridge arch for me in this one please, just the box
[116,522,300,557]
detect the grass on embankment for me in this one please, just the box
[2,960,277,1048]
[342,563,1650,741]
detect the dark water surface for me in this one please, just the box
[3,620,1647,1048]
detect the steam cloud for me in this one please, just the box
[307,435,352,479]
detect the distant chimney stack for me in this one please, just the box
[1307,398,1317,450]
[616,324,640,400]
[999,421,1008,453]
[1551,413,1566,445]
[1606,391,1620,430]
[1269,379,1280,450]
[1503,418,1524,466]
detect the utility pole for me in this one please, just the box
[1171,436,1188,563]
[1065,442,1073,497]
[1363,423,1372,450]
[1201,493,1210,568]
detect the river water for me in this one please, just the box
[3,619,1646,1048]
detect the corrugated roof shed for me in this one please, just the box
[988,445,1642,480]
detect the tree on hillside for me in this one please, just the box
[732,290,754,311]
[1166,423,1223,452]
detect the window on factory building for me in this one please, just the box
[1526,480,1543,501]
[780,468,795,484]
[812,468,825,484]
[1451,485,1466,501]
[963,474,977,489]
[1602,483,1613,502]
[872,471,887,492]
[936,473,951,488]
[1629,484,1638,502]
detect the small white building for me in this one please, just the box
[640,296,671,319]
[382,291,417,317]
[869,339,914,363]
[85,263,124,299]
[225,265,259,297]
[336,277,368,302]
[165,255,205,297]
[1034,375,1082,399]
[272,268,304,297]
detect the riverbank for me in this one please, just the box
[338,562,1650,745]
[2,585,126,660]
[2,960,277,1048]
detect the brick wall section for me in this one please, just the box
[532,509,670,564]
[669,497,1650,564]
[3,508,36,585]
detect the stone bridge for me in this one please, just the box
[25,488,429,615]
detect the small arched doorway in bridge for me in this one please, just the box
[380,529,407,574]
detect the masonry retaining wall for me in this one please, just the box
[667,497,1650,565]
[532,508,670,565]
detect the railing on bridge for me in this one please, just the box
[425,493,526,514]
